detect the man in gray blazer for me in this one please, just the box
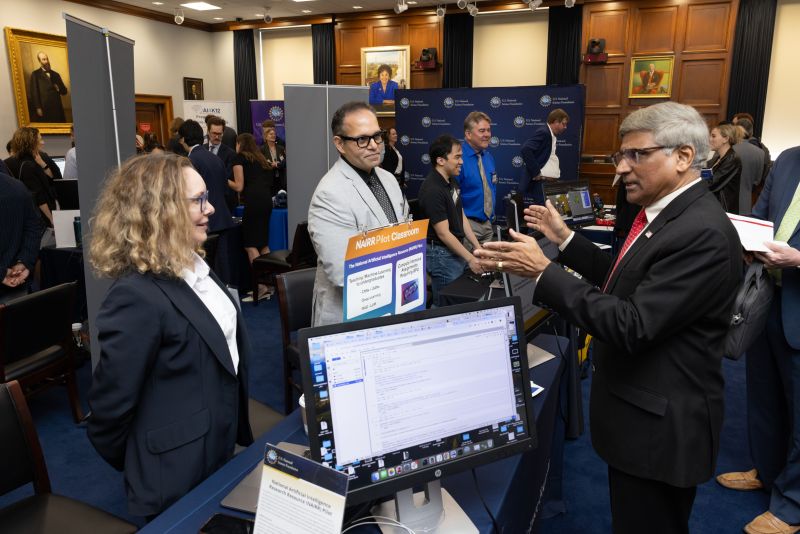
[732,119,765,214]
[308,102,408,326]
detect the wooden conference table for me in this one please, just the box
[141,334,569,534]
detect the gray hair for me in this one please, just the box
[619,102,709,170]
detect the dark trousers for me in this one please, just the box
[608,466,696,534]
[747,289,800,524]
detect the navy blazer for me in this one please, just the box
[519,125,552,193]
[203,142,236,176]
[189,147,234,232]
[87,270,253,516]
[751,146,800,349]
[535,182,742,487]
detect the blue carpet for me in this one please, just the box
[539,356,770,533]
[0,300,775,531]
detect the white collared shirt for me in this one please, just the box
[181,252,239,374]
[540,124,561,179]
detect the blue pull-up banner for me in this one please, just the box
[395,85,585,223]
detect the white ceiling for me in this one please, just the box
[114,0,447,24]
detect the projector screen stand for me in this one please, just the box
[371,480,478,533]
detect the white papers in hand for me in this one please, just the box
[726,213,774,252]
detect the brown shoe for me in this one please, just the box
[744,511,800,534]
[717,469,764,490]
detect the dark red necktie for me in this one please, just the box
[603,209,647,292]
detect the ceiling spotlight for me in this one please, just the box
[174,8,185,24]
[456,0,467,9]
[530,0,542,9]
[263,7,272,23]
[467,2,478,16]
[436,4,445,17]
[565,0,576,6]
[394,0,408,14]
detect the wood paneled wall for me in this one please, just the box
[579,0,739,202]
[334,12,444,90]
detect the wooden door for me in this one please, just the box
[134,94,174,145]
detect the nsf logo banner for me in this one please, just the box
[249,100,286,145]
[395,85,585,223]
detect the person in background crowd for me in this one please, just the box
[204,113,237,151]
[230,133,274,301]
[731,121,765,215]
[204,115,237,211]
[64,125,78,180]
[135,134,144,154]
[87,153,253,519]
[380,127,405,188]
[474,102,741,534]
[260,120,286,194]
[708,123,742,213]
[457,111,496,247]
[308,101,408,326]
[141,132,164,154]
[0,171,41,303]
[418,134,483,305]
[9,127,57,230]
[736,116,772,185]
[716,146,800,534]
[520,108,570,205]
[167,117,187,156]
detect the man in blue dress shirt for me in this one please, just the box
[456,111,496,248]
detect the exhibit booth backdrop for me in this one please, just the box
[395,85,585,223]
[250,99,285,144]
[182,100,237,134]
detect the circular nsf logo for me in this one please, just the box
[421,116,432,128]
[399,97,410,109]
[400,135,410,146]
[489,96,502,109]
[512,155,524,168]
[489,136,500,148]
[443,97,454,109]
[421,154,431,164]
[269,106,283,121]
[539,94,552,107]
[266,449,278,465]
[513,116,526,128]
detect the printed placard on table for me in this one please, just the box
[254,443,348,534]
[343,220,429,322]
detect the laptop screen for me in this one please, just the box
[542,180,595,228]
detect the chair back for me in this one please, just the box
[0,282,76,377]
[276,268,316,348]
[288,222,318,268]
[408,197,422,222]
[0,380,51,496]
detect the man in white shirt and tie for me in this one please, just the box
[519,108,570,205]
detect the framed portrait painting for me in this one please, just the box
[5,27,72,134]
[629,56,675,98]
[361,45,410,116]
[183,77,204,100]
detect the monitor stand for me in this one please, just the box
[371,480,478,533]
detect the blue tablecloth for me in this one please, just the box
[268,208,288,251]
[141,335,566,534]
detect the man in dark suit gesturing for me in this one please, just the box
[476,102,742,533]
[519,108,569,205]
[28,52,68,122]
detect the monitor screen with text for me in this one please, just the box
[299,297,535,505]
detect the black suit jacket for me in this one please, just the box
[520,125,552,193]
[87,271,254,516]
[708,149,742,213]
[535,182,742,487]
[29,68,67,122]
[189,147,234,232]
[203,142,236,175]
[261,143,287,193]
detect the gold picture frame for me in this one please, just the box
[361,45,411,117]
[628,55,675,99]
[5,27,72,134]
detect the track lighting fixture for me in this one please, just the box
[174,8,185,25]
[394,0,408,14]
[456,0,468,9]
[436,4,445,17]
[467,2,478,16]
[565,0,576,7]
[263,7,272,23]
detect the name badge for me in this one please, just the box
[491,172,498,184]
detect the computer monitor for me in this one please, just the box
[299,297,535,529]
[542,179,595,228]
[51,157,66,177]
[54,179,79,210]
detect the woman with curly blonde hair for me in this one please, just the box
[86,153,253,519]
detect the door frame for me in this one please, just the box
[134,93,174,142]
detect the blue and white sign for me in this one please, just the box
[395,85,585,223]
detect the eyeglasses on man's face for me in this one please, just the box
[338,130,385,149]
[611,146,667,167]
[187,190,210,212]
